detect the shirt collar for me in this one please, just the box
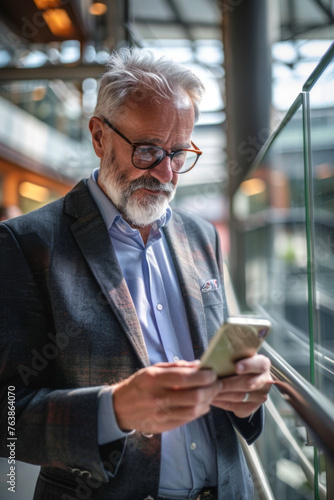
[87,168,172,231]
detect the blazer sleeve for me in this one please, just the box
[0,222,121,483]
[227,407,264,445]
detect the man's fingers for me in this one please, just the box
[210,353,273,418]
[155,360,201,368]
[142,365,217,390]
[213,385,270,404]
[164,379,223,407]
[235,354,271,375]
[137,403,212,435]
[113,364,221,433]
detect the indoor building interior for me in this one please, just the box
[0,1,333,499]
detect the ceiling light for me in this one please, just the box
[42,9,75,38]
[33,0,61,9]
[89,2,107,16]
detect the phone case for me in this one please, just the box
[200,316,271,377]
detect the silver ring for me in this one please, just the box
[242,392,250,403]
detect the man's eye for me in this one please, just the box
[174,150,187,159]
[137,146,155,154]
[134,146,162,164]
[139,153,154,161]
[136,146,159,157]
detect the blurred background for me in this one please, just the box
[0,1,333,499]
[0,0,331,227]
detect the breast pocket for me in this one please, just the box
[201,287,223,307]
[201,287,225,342]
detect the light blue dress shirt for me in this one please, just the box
[88,169,218,497]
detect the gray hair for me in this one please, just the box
[94,47,205,122]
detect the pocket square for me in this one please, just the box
[201,279,218,292]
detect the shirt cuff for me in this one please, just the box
[97,386,135,445]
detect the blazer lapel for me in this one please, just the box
[163,212,207,360]
[64,180,150,368]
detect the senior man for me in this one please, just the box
[0,48,272,500]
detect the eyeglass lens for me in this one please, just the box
[133,145,198,173]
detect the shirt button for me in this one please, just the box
[156,304,163,311]
[190,442,197,450]
[173,356,180,362]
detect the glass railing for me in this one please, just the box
[303,50,334,401]
[232,42,334,500]
[232,94,311,380]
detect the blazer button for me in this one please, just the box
[80,470,92,479]
[68,467,81,475]
[141,432,154,438]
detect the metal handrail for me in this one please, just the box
[237,430,275,500]
[265,397,327,500]
[302,41,334,91]
[261,341,334,463]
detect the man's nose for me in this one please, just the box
[150,155,174,184]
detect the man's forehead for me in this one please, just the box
[124,88,193,111]
[112,90,195,146]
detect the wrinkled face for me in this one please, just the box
[93,93,195,227]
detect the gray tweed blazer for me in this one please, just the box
[0,180,262,500]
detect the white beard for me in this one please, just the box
[98,150,176,227]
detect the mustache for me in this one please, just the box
[128,177,175,195]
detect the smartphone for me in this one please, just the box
[200,316,271,377]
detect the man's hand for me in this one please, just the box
[112,361,222,435]
[211,354,272,418]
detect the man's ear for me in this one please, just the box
[89,117,106,158]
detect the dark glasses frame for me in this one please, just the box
[102,117,202,173]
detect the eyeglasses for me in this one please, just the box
[102,117,202,174]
